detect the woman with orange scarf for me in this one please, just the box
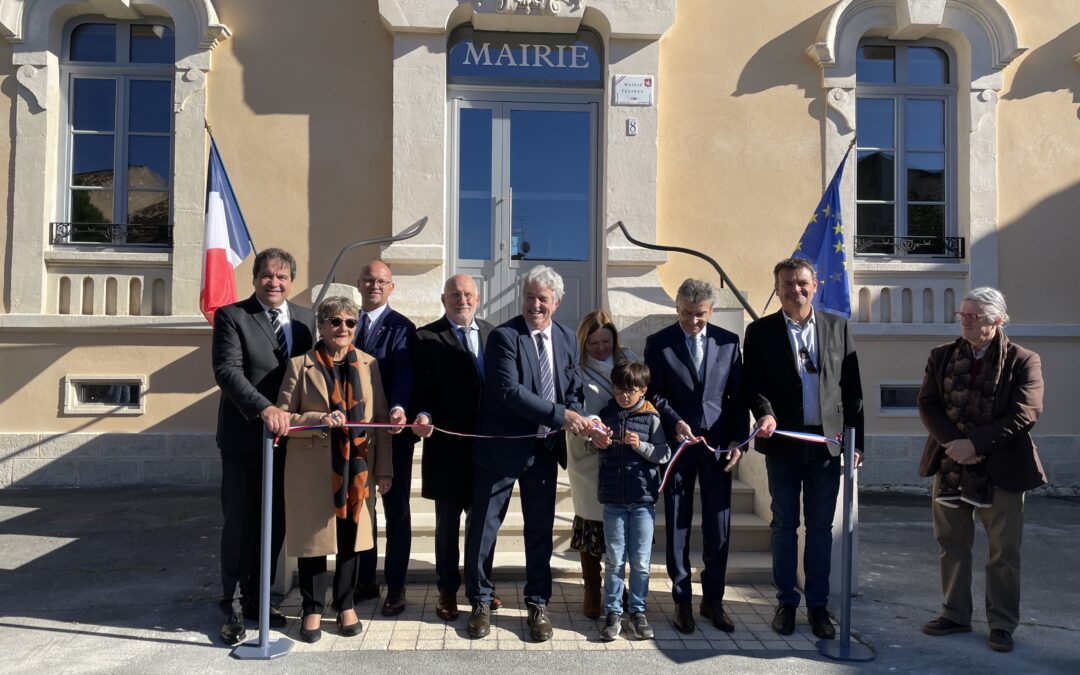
[277,296,393,643]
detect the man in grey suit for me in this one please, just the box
[212,248,314,645]
[743,257,863,641]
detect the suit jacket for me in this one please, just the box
[412,315,494,500]
[355,306,418,446]
[213,294,315,453]
[743,309,864,456]
[472,315,584,478]
[917,338,1045,493]
[276,347,393,557]
[644,322,748,448]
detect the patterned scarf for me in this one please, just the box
[313,342,369,522]
[937,329,1006,508]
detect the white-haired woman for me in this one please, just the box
[277,296,393,643]
[916,287,1045,654]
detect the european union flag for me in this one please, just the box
[793,152,851,318]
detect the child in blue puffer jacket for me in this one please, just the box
[588,361,669,642]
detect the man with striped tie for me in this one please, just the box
[212,248,314,645]
[464,265,590,642]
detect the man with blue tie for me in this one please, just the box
[644,278,747,635]
[352,260,416,615]
[464,265,590,641]
[411,274,501,621]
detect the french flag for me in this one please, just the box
[200,139,253,323]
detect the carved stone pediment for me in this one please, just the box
[472,0,586,33]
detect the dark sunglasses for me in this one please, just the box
[799,347,818,374]
[325,317,358,329]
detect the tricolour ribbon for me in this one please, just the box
[658,427,842,493]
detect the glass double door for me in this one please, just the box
[452,96,598,326]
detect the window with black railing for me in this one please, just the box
[58,19,174,247]
[855,41,963,259]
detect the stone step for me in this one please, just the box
[371,550,774,584]
[374,511,771,553]
[400,477,757,515]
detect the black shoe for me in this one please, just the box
[299,613,322,644]
[629,612,654,640]
[700,601,735,633]
[467,602,491,639]
[242,605,287,629]
[219,611,246,645]
[808,606,836,640]
[771,603,796,636]
[381,588,406,616]
[921,616,973,636]
[337,611,362,638]
[527,602,553,642]
[599,612,622,642]
[988,628,1014,653]
[354,581,380,602]
[672,602,695,634]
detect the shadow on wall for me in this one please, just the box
[731,4,833,101]
[1002,23,1080,105]
[216,0,394,300]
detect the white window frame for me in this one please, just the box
[877,380,923,418]
[855,39,958,259]
[59,18,175,247]
[63,374,146,415]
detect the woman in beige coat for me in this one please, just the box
[277,296,393,643]
[567,310,636,618]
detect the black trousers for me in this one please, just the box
[434,494,496,595]
[219,448,286,616]
[356,437,414,596]
[298,516,361,614]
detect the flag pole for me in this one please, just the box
[205,120,258,256]
[760,137,857,316]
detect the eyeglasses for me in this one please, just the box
[359,277,392,288]
[954,312,990,323]
[614,387,645,397]
[799,347,818,374]
[325,317,358,329]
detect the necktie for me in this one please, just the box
[459,326,484,378]
[357,313,371,348]
[535,332,556,434]
[690,334,703,372]
[268,308,288,360]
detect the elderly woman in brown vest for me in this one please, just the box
[277,296,393,643]
[916,287,1045,654]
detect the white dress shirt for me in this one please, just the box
[784,308,822,426]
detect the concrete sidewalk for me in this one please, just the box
[0,488,1076,673]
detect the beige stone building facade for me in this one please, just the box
[0,0,1077,495]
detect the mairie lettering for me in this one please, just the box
[462,42,590,69]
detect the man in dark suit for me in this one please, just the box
[644,278,747,636]
[464,265,590,642]
[411,274,500,621]
[212,247,315,645]
[743,257,864,640]
[352,260,417,615]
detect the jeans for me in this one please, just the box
[766,448,840,609]
[603,503,655,615]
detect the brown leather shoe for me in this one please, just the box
[436,591,459,621]
[491,595,503,611]
[381,588,406,616]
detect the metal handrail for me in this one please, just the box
[311,217,429,313]
[614,220,758,321]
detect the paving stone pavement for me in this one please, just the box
[274,580,822,653]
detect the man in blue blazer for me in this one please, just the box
[743,257,863,640]
[464,265,590,642]
[212,248,314,645]
[644,278,748,636]
[352,260,417,615]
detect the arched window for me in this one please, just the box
[854,41,957,257]
[61,19,175,246]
